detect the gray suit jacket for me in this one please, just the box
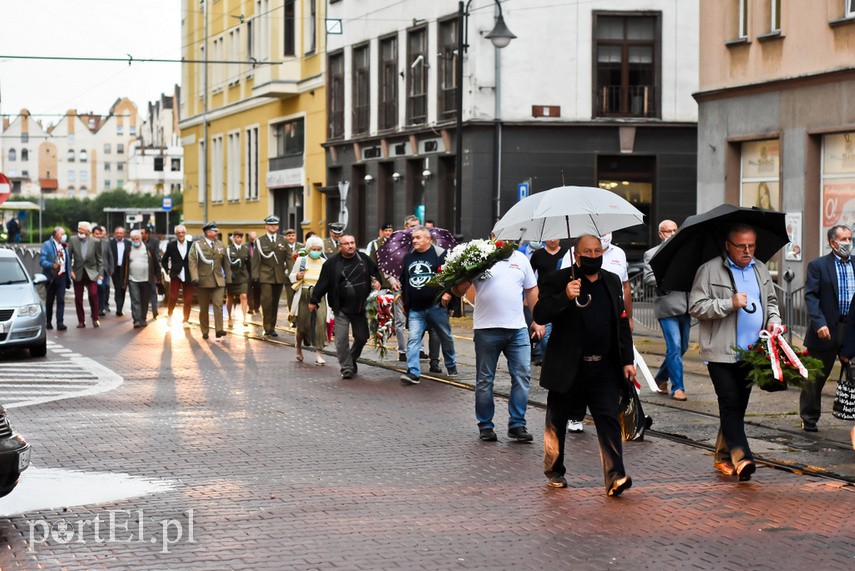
[68,235,104,282]
[101,237,115,275]
[643,244,689,319]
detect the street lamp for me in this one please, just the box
[454,0,515,236]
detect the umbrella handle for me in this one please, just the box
[743,302,757,314]
[575,294,592,308]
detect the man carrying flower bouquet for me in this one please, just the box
[399,227,458,384]
[452,242,544,443]
[689,224,781,482]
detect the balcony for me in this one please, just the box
[596,85,657,118]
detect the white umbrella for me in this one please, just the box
[492,185,645,241]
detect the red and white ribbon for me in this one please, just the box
[758,324,808,382]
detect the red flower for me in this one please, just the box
[495,240,504,248]
[748,345,753,350]
[437,265,443,272]
[292,252,298,261]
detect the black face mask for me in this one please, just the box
[578,255,603,276]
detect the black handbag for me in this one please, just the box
[832,364,855,421]
[619,378,653,441]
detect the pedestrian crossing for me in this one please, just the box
[0,341,123,409]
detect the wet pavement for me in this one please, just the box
[0,301,852,569]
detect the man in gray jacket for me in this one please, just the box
[689,224,781,482]
[643,220,691,401]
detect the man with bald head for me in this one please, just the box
[162,224,195,326]
[534,234,636,495]
[643,219,691,400]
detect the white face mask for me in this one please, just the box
[836,240,852,257]
[60,234,67,243]
[600,232,612,250]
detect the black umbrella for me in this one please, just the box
[649,204,789,293]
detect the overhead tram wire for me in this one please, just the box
[0,54,273,66]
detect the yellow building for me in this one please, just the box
[179,0,326,240]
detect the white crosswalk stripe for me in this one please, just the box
[0,341,123,408]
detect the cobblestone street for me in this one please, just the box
[0,313,854,569]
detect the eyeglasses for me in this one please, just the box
[727,240,756,252]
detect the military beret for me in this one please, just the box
[264,215,280,225]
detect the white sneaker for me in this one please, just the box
[568,420,584,433]
[182,321,190,328]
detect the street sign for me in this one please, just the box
[162,197,173,211]
[126,214,143,224]
[0,173,11,206]
[517,182,530,202]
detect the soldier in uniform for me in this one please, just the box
[226,231,250,327]
[283,228,304,322]
[189,222,231,340]
[251,215,289,337]
[323,221,345,257]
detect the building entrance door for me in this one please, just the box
[273,187,304,240]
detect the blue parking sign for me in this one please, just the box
[517,182,530,202]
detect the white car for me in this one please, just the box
[0,248,47,357]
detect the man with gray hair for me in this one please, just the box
[803,224,855,432]
[68,221,103,328]
[122,229,159,328]
[642,219,690,401]
[161,224,195,327]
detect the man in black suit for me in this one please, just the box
[161,225,195,327]
[803,224,854,432]
[533,234,636,496]
[110,226,131,316]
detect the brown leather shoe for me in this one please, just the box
[736,459,756,481]
[714,460,736,476]
[672,389,688,401]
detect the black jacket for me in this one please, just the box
[533,266,633,393]
[310,252,381,315]
[161,239,194,282]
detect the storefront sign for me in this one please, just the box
[266,168,304,189]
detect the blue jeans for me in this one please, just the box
[407,304,456,377]
[656,314,691,393]
[474,327,531,430]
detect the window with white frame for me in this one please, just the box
[117,143,125,154]
[229,28,240,84]
[739,0,749,38]
[21,149,29,161]
[438,17,459,121]
[67,186,75,196]
[246,127,259,200]
[104,162,111,172]
[848,0,855,18]
[7,149,15,162]
[105,180,111,190]
[79,186,88,197]
[227,132,241,201]
[67,149,75,162]
[104,143,112,154]
[211,135,224,202]
[770,0,781,31]
[328,52,344,138]
[255,0,269,61]
[68,170,76,182]
[273,118,304,157]
[305,0,316,54]
[284,0,296,56]
[198,143,206,203]
[171,158,181,172]
[213,37,224,88]
[80,149,88,163]
[80,170,88,183]
[117,162,124,172]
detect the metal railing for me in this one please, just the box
[628,271,808,342]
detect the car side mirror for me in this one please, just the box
[33,274,48,285]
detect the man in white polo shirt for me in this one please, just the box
[453,248,544,442]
